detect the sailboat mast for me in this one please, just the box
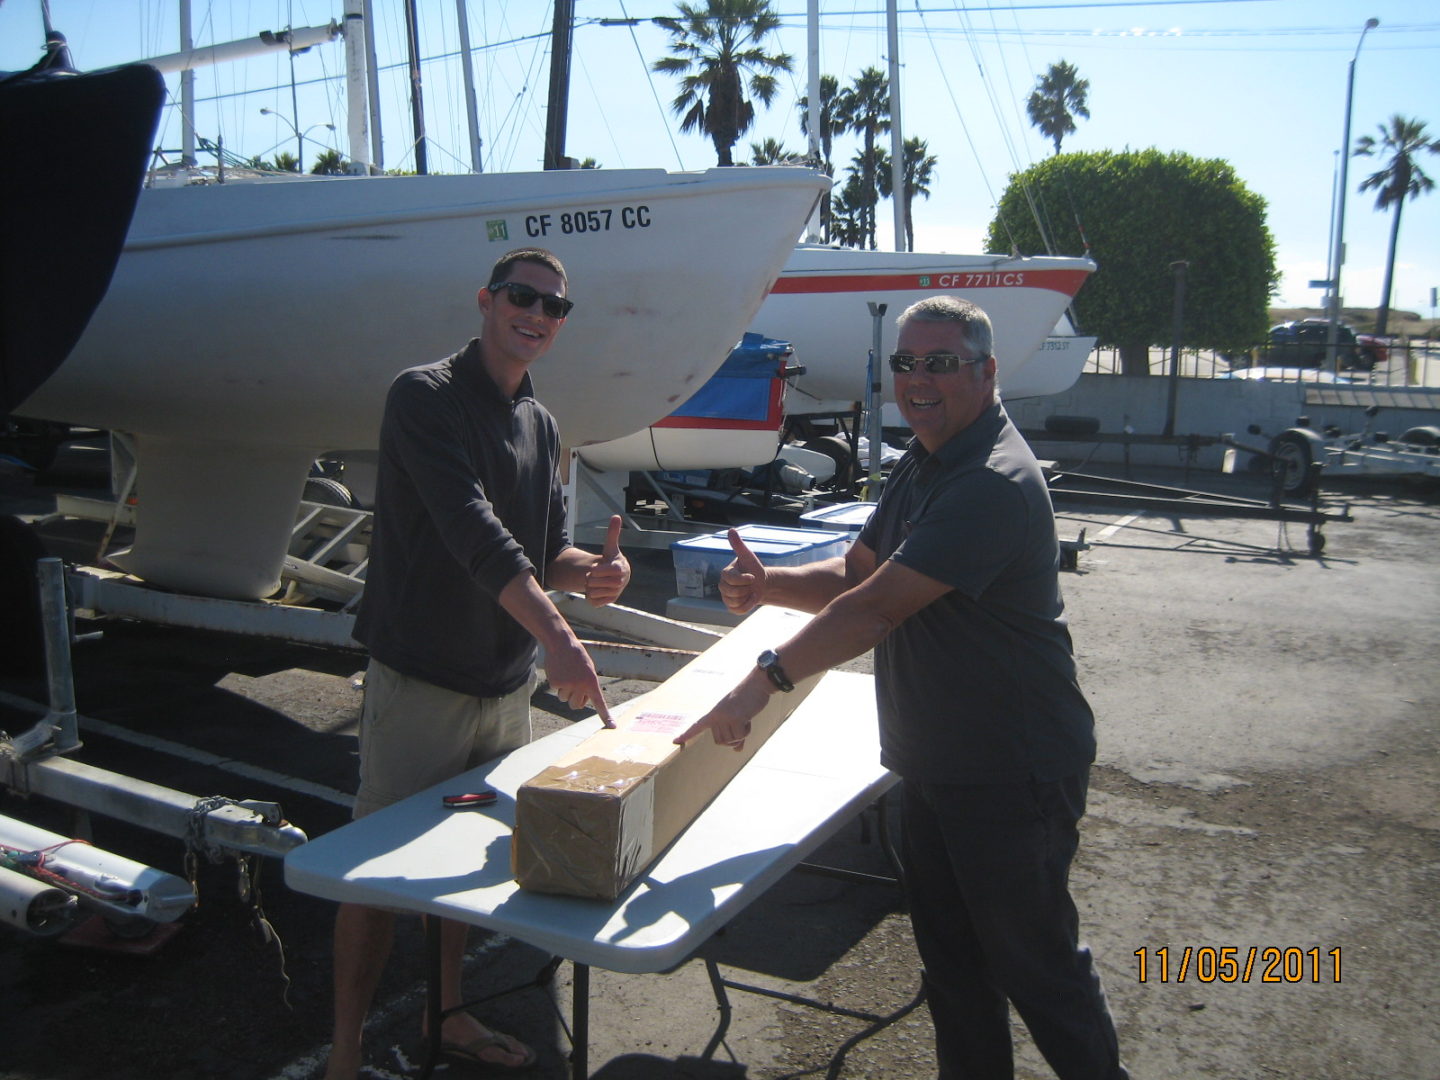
[887,0,905,251]
[455,0,483,171]
[403,0,428,174]
[364,0,384,170]
[342,0,371,173]
[544,0,575,169]
[179,0,195,166]
[805,0,821,242]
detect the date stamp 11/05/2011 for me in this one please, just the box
[1134,946,1342,984]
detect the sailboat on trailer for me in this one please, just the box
[4,5,828,599]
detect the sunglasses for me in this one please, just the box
[888,352,983,375]
[488,281,574,319]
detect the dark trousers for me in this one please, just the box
[900,773,1128,1080]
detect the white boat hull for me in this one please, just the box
[1024,331,1099,398]
[573,247,1097,474]
[758,246,1096,409]
[20,168,827,450]
[15,167,827,599]
[578,426,783,473]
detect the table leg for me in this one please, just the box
[875,792,905,885]
[701,958,734,1060]
[570,962,590,1079]
[417,916,443,1079]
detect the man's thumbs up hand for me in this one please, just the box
[585,514,630,607]
[718,528,766,614]
[601,514,622,559]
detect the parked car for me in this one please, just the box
[1263,319,1372,371]
[1355,332,1389,370]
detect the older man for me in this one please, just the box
[679,296,1127,1079]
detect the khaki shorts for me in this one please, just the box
[353,658,533,820]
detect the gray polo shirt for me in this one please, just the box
[353,338,569,698]
[858,403,1095,784]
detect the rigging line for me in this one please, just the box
[427,0,474,174]
[912,4,1015,252]
[985,3,1039,169]
[964,10,1090,266]
[619,0,686,169]
[412,31,554,68]
[572,58,617,166]
[295,5,345,156]
[955,4,1057,254]
[824,0,1285,15]
[996,2,1069,257]
[952,4,1046,249]
[998,0,1049,169]
[490,24,548,173]
[421,135,475,173]
[465,3,535,171]
[980,0,1062,253]
[973,21,1033,193]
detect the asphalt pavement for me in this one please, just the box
[1,444,1437,1079]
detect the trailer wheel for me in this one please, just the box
[303,476,357,507]
[1269,430,1319,498]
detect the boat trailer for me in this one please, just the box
[0,559,308,940]
[1,513,716,941]
[1264,414,1440,498]
[1045,432,1355,558]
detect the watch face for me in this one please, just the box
[757,649,792,691]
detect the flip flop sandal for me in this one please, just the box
[440,1030,538,1074]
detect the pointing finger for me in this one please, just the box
[592,685,614,727]
[674,720,705,746]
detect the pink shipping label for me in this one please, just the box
[628,711,690,736]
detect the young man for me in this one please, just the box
[327,248,630,1078]
[678,296,1127,1079]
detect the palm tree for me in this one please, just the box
[271,151,300,173]
[750,137,804,165]
[1027,60,1090,155]
[309,148,349,175]
[875,136,938,252]
[828,173,871,248]
[797,73,843,171]
[1354,115,1438,335]
[836,67,890,249]
[652,0,793,167]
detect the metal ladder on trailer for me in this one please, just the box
[278,499,372,608]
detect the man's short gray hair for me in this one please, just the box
[896,295,994,360]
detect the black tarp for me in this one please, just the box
[0,61,164,415]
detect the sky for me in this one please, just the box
[3,0,1438,322]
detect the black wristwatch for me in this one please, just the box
[756,649,794,693]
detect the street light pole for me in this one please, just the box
[259,109,335,172]
[1326,17,1379,374]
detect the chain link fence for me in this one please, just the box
[1081,338,1440,388]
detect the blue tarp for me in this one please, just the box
[668,332,791,423]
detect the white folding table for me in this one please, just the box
[284,669,901,1077]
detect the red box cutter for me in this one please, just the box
[442,791,497,809]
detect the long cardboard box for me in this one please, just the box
[512,605,818,900]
